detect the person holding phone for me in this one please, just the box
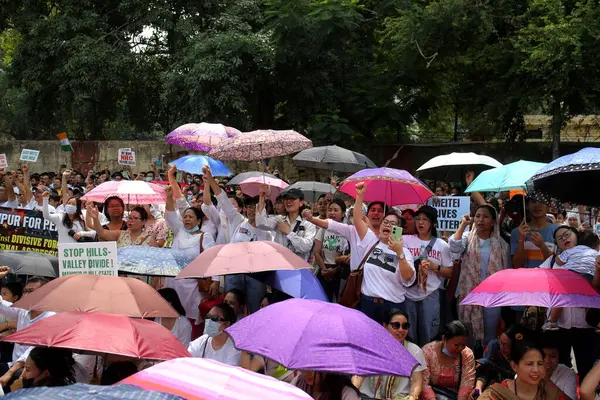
[403,205,453,346]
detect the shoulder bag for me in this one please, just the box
[338,240,380,309]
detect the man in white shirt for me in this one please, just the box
[542,334,577,400]
[0,269,56,389]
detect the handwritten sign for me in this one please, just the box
[58,242,118,276]
[0,154,7,169]
[427,196,471,231]
[20,149,39,163]
[118,148,136,166]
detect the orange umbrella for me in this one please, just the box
[177,241,311,279]
[12,275,178,318]
[3,312,190,360]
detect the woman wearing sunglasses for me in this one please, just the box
[353,309,426,399]
[187,303,241,366]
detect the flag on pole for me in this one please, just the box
[56,132,73,152]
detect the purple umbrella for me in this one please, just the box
[166,123,241,152]
[338,167,433,206]
[225,299,419,376]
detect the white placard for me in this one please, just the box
[118,148,136,166]
[58,241,118,277]
[20,149,39,163]
[427,196,471,232]
[0,154,7,169]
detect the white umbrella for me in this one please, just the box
[416,152,503,182]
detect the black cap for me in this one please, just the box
[282,188,304,200]
[416,205,438,223]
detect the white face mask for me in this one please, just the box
[64,205,77,215]
[203,319,221,338]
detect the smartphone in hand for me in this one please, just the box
[392,226,403,242]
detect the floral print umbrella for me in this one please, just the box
[166,123,241,152]
[208,130,312,161]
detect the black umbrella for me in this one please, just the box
[292,145,377,173]
[0,251,58,278]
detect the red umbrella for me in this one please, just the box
[12,275,178,318]
[176,241,311,279]
[3,312,190,360]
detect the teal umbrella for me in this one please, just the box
[465,160,547,193]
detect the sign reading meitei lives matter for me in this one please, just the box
[58,242,118,277]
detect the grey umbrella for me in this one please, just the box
[292,145,377,173]
[281,181,336,203]
[227,171,280,186]
[0,251,58,278]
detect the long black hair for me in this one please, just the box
[62,196,85,229]
[435,320,468,341]
[184,206,205,229]
[158,288,186,316]
[103,196,125,221]
[28,347,76,387]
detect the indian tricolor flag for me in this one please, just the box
[56,132,73,152]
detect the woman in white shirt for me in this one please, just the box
[187,303,241,366]
[156,288,192,348]
[41,192,96,243]
[304,182,416,322]
[353,309,426,399]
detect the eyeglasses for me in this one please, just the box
[556,231,573,242]
[389,322,410,330]
[205,314,226,322]
[382,220,398,227]
[414,217,430,222]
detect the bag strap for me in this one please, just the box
[199,231,205,254]
[201,336,209,358]
[422,237,437,258]
[292,219,302,233]
[356,240,380,272]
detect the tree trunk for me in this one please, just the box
[551,98,562,160]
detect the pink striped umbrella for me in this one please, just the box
[460,269,600,308]
[121,357,312,400]
[166,122,241,152]
[208,129,312,161]
[81,180,167,204]
[239,176,288,202]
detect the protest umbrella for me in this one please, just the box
[416,152,503,182]
[250,269,328,301]
[120,358,313,400]
[81,181,166,205]
[166,122,241,152]
[0,251,58,278]
[227,171,279,186]
[292,145,376,173]
[239,176,288,203]
[208,130,312,161]
[3,311,191,360]
[11,274,178,318]
[464,160,547,193]
[118,246,190,277]
[280,181,336,203]
[169,155,232,176]
[3,383,183,399]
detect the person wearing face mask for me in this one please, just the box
[41,191,96,243]
[18,347,76,390]
[422,321,475,400]
[187,303,241,366]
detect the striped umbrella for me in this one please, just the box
[120,358,313,400]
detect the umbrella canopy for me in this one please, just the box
[227,171,280,186]
[239,176,288,203]
[526,147,600,206]
[460,269,600,308]
[3,383,183,399]
[3,311,191,360]
[81,181,166,205]
[177,242,311,279]
[120,357,313,400]
[292,145,377,173]
[0,251,58,278]
[281,181,336,203]
[12,274,178,318]
[251,269,328,301]
[168,155,232,176]
[208,130,312,161]
[118,246,190,277]
[465,160,547,193]
[416,152,503,182]
[339,167,433,206]
[226,299,419,376]
[166,122,241,152]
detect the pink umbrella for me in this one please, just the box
[81,180,167,204]
[166,122,241,152]
[239,176,288,202]
[339,167,433,206]
[177,242,311,279]
[460,269,600,308]
[208,130,312,161]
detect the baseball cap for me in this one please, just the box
[416,205,438,223]
[282,188,304,200]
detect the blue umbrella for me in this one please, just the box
[3,383,183,399]
[527,147,600,205]
[118,246,192,277]
[251,269,328,301]
[169,155,232,176]
[465,160,547,192]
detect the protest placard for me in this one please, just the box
[58,242,118,277]
[20,149,40,163]
[118,148,136,166]
[0,207,58,255]
[427,196,471,232]
[0,154,7,169]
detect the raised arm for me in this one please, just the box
[21,163,33,204]
[353,182,368,240]
[466,171,486,206]
[87,204,120,241]
[302,209,329,230]
[1,169,15,204]
[61,169,70,205]
[41,193,62,225]
[168,165,184,201]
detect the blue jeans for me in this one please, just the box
[359,294,405,324]
[225,274,266,315]
[483,307,501,345]
[405,290,441,347]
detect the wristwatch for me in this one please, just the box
[398,253,405,260]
